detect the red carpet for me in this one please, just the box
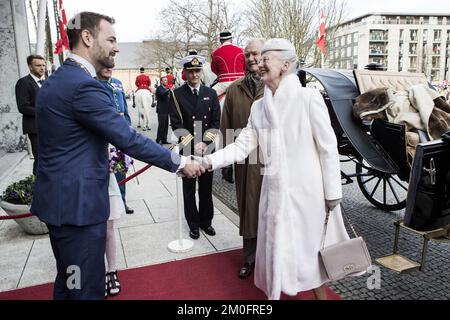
[0,250,341,300]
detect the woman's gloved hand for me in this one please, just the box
[325,199,342,213]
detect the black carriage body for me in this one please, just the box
[301,68,450,222]
[404,140,450,231]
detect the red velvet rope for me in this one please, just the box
[0,164,154,221]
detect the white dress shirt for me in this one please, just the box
[30,73,44,88]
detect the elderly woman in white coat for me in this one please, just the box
[201,39,352,300]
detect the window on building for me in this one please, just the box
[432,56,441,68]
[434,30,442,41]
[396,16,400,24]
[399,57,404,71]
[419,17,424,24]
[409,43,418,54]
[341,48,346,58]
[340,37,345,46]
[409,56,418,68]
[447,30,450,41]
[429,16,438,24]
[410,29,418,41]
[406,16,414,24]
[399,29,404,40]
[347,35,352,45]
[353,33,358,43]
[433,43,441,54]
[347,47,352,57]
[431,69,440,81]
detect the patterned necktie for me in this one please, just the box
[193,88,198,97]
[38,80,44,86]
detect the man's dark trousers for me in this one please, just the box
[157,113,169,143]
[28,133,38,175]
[182,171,214,230]
[46,222,106,300]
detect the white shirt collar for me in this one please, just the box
[68,53,97,78]
[187,83,201,94]
[29,73,44,86]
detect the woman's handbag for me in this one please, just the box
[319,204,372,281]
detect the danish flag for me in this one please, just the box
[54,0,69,54]
[317,10,325,54]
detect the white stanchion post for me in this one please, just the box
[168,145,194,253]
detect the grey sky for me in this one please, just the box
[28,0,450,42]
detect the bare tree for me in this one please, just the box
[137,0,242,69]
[244,0,347,67]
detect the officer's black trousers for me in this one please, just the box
[182,171,214,231]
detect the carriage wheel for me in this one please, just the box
[355,158,408,211]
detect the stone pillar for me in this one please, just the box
[0,0,31,152]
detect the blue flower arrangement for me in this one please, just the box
[109,146,134,175]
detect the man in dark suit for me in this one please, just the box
[30,12,204,300]
[15,55,46,175]
[155,76,170,145]
[169,54,221,240]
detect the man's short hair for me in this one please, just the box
[27,54,45,66]
[67,11,115,50]
[140,67,145,72]
[160,76,167,82]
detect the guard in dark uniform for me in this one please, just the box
[169,54,221,240]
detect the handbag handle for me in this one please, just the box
[320,203,359,250]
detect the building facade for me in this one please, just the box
[329,13,450,82]
[0,0,31,152]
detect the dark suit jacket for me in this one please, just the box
[169,83,221,153]
[15,75,40,134]
[31,59,181,227]
[155,85,170,115]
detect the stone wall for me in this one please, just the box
[0,0,30,152]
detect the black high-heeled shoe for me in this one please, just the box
[106,271,121,296]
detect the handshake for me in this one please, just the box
[179,155,213,178]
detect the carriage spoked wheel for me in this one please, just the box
[355,157,408,211]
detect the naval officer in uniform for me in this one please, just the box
[169,54,221,240]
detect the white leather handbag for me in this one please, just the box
[319,204,372,281]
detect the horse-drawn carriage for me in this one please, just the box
[301,68,450,272]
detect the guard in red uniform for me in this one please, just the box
[210,31,245,105]
[210,32,245,184]
[165,67,175,89]
[135,67,151,91]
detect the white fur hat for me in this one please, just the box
[261,38,296,55]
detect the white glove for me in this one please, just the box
[325,198,341,213]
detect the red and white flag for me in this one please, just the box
[317,10,325,54]
[54,0,69,55]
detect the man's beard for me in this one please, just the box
[92,42,115,68]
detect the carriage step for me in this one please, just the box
[376,254,421,273]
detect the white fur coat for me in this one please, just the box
[208,73,350,300]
